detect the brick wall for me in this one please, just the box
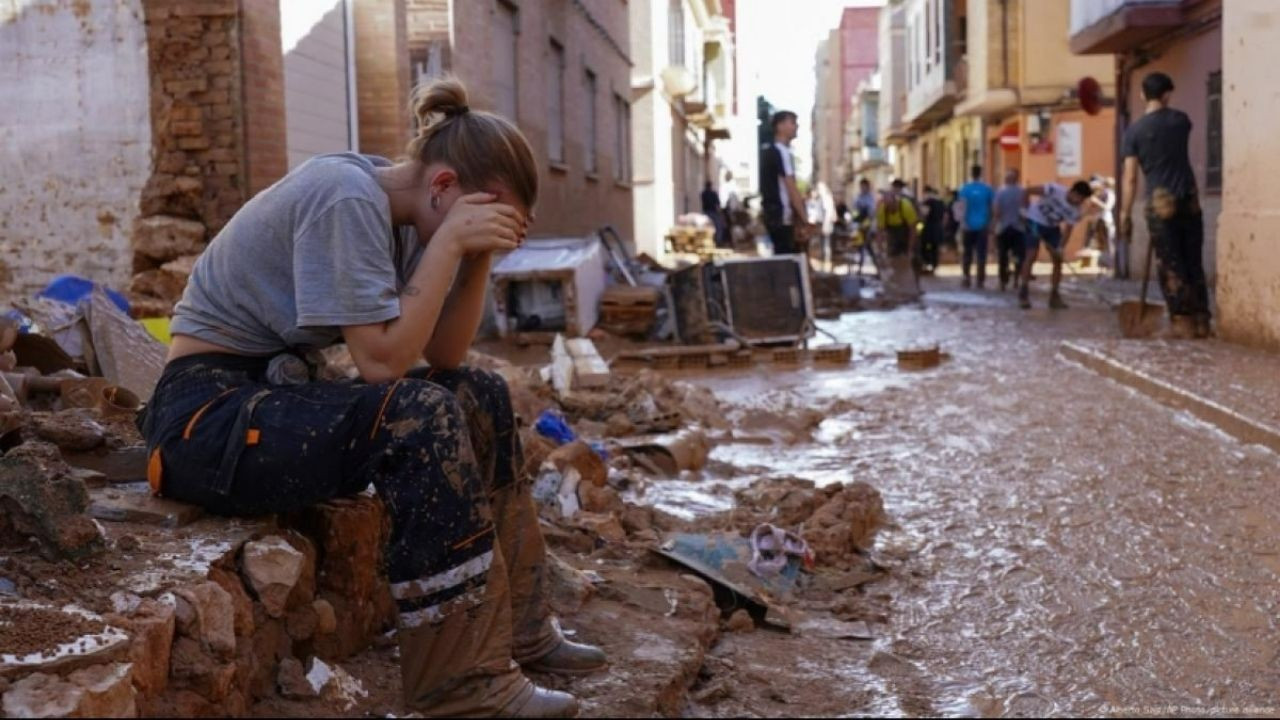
[355,0,413,160]
[407,0,635,243]
[239,0,288,198]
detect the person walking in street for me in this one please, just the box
[957,165,995,289]
[1018,180,1094,310]
[852,177,878,274]
[142,77,603,718]
[993,168,1027,292]
[702,180,728,248]
[1119,71,1211,338]
[1089,175,1121,276]
[877,179,921,302]
[920,186,947,274]
[760,110,811,255]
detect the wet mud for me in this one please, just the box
[671,277,1280,716]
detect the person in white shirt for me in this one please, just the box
[759,111,811,254]
[1019,180,1093,310]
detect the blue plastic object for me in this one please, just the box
[37,275,129,314]
[534,410,577,446]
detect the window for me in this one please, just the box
[1206,70,1222,191]
[934,0,943,67]
[493,1,519,120]
[613,92,631,182]
[584,69,598,174]
[668,0,685,67]
[548,40,566,163]
[925,1,933,70]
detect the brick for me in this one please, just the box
[165,78,208,95]
[214,163,238,176]
[171,120,204,136]
[172,0,238,17]
[208,103,233,120]
[177,136,211,150]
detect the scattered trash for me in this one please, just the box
[655,532,805,610]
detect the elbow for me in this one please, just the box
[423,348,466,371]
[352,347,415,385]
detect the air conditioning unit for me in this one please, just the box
[670,256,814,345]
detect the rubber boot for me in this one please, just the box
[398,549,576,717]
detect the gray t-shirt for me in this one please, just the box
[171,153,424,355]
[994,184,1025,233]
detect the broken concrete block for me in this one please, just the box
[0,446,104,559]
[205,566,254,639]
[573,511,626,544]
[170,581,236,659]
[89,483,203,528]
[276,657,315,700]
[2,663,136,718]
[32,410,106,452]
[805,481,887,566]
[546,441,606,488]
[133,216,206,263]
[240,536,304,619]
[168,637,236,702]
[545,553,595,615]
[565,338,610,389]
[104,599,175,700]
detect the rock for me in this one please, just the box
[115,534,140,552]
[573,511,626,544]
[545,552,595,615]
[88,484,203,528]
[604,412,635,437]
[285,604,318,642]
[133,216,206,263]
[0,447,104,559]
[278,530,317,609]
[206,566,254,638]
[692,677,733,704]
[159,254,201,278]
[240,536,304,619]
[577,482,624,515]
[620,504,654,535]
[168,637,236,702]
[276,657,315,699]
[283,496,395,659]
[312,598,337,635]
[2,663,136,718]
[32,410,105,452]
[806,481,887,565]
[547,441,607,488]
[726,608,755,633]
[66,663,137,717]
[171,581,236,659]
[307,659,367,711]
[104,599,174,699]
[128,269,187,303]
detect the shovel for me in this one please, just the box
[1117,234,1162,338]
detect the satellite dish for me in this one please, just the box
[1079,76,1103,116]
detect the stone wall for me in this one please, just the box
[355,0,413,160]
[0,0,153,303]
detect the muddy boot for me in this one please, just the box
[1048,291,1068,310]
[399,549,577,717]
[523,635,608,676]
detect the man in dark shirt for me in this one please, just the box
[1120,71,1211,338]
[701,181,727,247]
[759,110,810,255]
[920,186,947,273]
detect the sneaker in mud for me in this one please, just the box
[1049,292,1068,310]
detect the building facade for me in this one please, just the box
[1070,0,1221,287]
[629,0,735,258]
[812,8,879,203]
[411,0,635,244]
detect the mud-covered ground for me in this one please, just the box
[264,274,1280,718]
[672,275,1280,717]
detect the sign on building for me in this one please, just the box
[1056,122,1083,177]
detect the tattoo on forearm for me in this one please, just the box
[402,285,421,296]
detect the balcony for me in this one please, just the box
[1069,0,1185,55]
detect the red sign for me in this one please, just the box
[999,122,1020,150]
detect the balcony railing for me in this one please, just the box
[1069,0,1185,54]
[1070,0,1177,36]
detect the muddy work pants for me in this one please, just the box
[139,354,559,714]
[1146,190,1210,320]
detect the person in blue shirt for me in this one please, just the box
[957,165,996,289]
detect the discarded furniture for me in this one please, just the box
[598,285,661,339]
[491,237,607,342]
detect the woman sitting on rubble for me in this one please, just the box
[139,76,604,718]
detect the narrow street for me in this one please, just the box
[663,276,1280,717]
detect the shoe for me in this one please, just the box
[1049,292,1068,310]
[522,639,608,676]
[1019,292,1031,310]
[498,683,580,718]
[962,276,971,289]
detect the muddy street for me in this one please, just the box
[666,277,1280,717]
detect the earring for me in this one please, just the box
[430,194,440,210]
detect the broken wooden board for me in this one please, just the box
[89,482,204,528]
[85,288,167,401]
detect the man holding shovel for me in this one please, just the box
[1119,71,1211,339]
